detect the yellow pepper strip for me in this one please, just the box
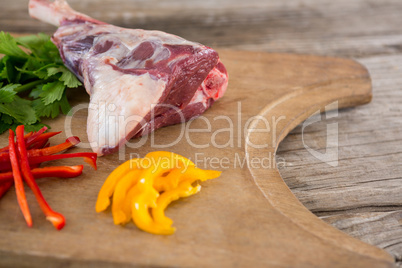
[149,151,197,192]
[120,185,138,224]
[127,152,194,234]
[150,166,221,233]
[95,158,141,212]
[112,168,143,225]
[130,179,179,235]
[96,151,222,235]
[151,181,201,234]
[129,153,177,234]
[130,181,161,234]
[153,167,184,192]
[179,165,222,184]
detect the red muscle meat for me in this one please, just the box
[29,0,228,155]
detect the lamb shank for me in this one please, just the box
[29,0,228,155]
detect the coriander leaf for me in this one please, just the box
[60,69,81,88]
[33,91,70,118]
[16,33,61,64]
[0,84,19,103]
[24,122,49,133]
[28,84,44,99]
[0,120,12,134]
[0,32,80,128]
[39,81,65,105]
[48,66,82,87]
[4,56,26,83]
[16,63,57,79]
[59,92,71,114]
[0,59,5,81]
[16,57,46,82]
[33,98,59,118]
[36,64,58,79]
[33,98,57,118]
[16,33,50,55]
[13,80,43,94]
[0,113,14,124]
[0,56,9,80]
[24,56,45,70]
[0,95,37,124]
[0,69,6,81]
[47,66,62,77]
[0,32,28,59]
[5,59,16,83]
[34,40,63,64]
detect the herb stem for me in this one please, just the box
[14,80,43,93]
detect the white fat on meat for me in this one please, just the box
[87,60,167,152]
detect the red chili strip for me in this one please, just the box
[0,131,34,153]
[29,152,98,170]
[26,131,61,149]
[16,125,65,230]
[24,126,48,145]
[9,129,33,227]
[0,137,89,172]
[0,165,84,183]
[0,129,60,153]
[28,136,80,157]
[28,138,49,150]
[0,152,11,170]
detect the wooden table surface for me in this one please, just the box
[1,0,401,266]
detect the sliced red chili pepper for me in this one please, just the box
[0,129,60,153]
[0,151,42,171]
[29,152,98,170]
[26,131,61,149]
[0,165,84,183]
[0,137,89,172]
[16,125,65,230]
[0,181,13,199]
[25,131,34,139]
[28,138,49,150]
[24,126,48,145]
[0,131,34,153]
[28,136,80,157]
[30,165,84,178]
[0,152,11,170]
[9,129,33,227]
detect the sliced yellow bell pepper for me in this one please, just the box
[153,167,183,192]
[128,153,177,233]
[95,158,141,212]
[178,165,222,184]
[152,181,201,233]
[129,181,159,233]
[96,151,221,235]
[120,185,137,224]
[112,168,142,224]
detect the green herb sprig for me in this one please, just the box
[0,32,82,133]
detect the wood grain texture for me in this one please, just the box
[0,0,401,266]
[3,0,402,57]
[277,54,402,266]
[0,49,393,268]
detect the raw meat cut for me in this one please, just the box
[29,0,228,155]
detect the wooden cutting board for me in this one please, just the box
[0,50,395,268]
